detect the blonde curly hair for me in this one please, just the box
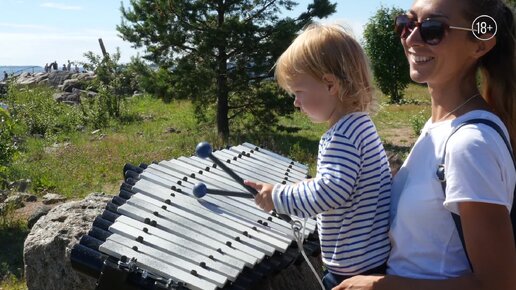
[275,23,376,113]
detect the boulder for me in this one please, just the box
[24,192,112,290]
[27,205,52,229]
[73,72,96,82]
[62,78,83,92]
[53,88,82,105]
[2,193,25,210]
[41,193,66,205]
[47,71,74,87]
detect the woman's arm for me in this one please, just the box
[333,202,516,290]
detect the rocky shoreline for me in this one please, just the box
[1,71,97,105]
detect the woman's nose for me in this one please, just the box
[405,26,424,47]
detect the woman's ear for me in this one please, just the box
[472,35,497,59]
[322,74,340,96]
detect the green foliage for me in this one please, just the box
[137,67,181,103]
[4,85,82,138]
[79,85,112,129]
[364,6,411,104]
[0,109,16,165]
[81,49,147,126]
[117,0,337,140]
[410,109,430,136]
[0,108,17,188]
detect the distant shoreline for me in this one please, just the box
[1,66,44,75]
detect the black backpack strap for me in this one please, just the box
[437,118,516,272]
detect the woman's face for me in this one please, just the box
[402,0,479,86]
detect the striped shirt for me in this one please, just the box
[272,112,391,275]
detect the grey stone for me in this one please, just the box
[24,192,112,290]
[3,193,24,209]
[27,205,51,229]
[53,88,81,105]
[62,78,85,92]
[17,192,37,202]
[14,72,48,86]
[9,179,31,192]
[47,71,73,87]
[42,193,66,205]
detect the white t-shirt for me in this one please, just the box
[387,110,515,279]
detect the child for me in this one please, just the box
[244,23,391,290]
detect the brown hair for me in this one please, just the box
[274,23,376,113]
[463,0,516,152]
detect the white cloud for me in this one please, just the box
[40,2,83,11]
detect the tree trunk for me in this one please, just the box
[216,1,230,141]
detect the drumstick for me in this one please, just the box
[193,182,252,198]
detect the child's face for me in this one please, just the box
[289,73,339,124]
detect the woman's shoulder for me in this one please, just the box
[447,110,511,154]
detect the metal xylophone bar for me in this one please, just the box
[71,143,320,290]
[143,148,317,233]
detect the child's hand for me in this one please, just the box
[244,180,275,212]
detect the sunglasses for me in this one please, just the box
[394,14,473,45]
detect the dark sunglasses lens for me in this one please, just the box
[421,19,445,45]
[394,15,409,37]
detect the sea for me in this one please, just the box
[1,66,45,75]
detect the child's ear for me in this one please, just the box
[322,74,340,96]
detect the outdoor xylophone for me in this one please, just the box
[70,142,321,290]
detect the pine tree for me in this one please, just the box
[118,0,336,140]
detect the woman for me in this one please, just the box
[334,0,516,289]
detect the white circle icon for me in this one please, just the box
[472,15,497,41]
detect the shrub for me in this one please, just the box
[0,108,17,188]
[5,85,82,138]
[410,109,429,136]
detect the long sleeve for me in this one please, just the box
[272,137,360,218]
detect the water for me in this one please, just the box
[0,66,44,75]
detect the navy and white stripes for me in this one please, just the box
[272,112,391,275]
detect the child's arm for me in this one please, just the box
[245,138,364,218]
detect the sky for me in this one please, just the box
[0,0,414,66]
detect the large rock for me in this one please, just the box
[13,71,94,88]
[24,192,112,290]
[47,71,74,87]
[53,88,82,105]
[15,72,48,86]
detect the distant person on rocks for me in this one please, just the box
[3,71,7,81]
[44,63,49,73]
[52,61,58,71]
[74,64,80,73]
[62,64,67,71]
[67,60,71,71]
